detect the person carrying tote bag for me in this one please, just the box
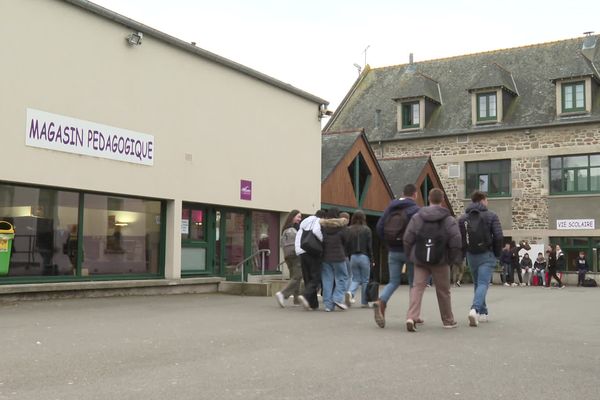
[295,210,325,310]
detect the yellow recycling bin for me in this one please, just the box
[0,221,15,276]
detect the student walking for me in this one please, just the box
[458,191,504,327]
[451,259,466,287]
[345,210,373,307]
[403,189,462,331]
[373,184,420,328]
[319,208,349,312]
[499,243,512,286]
[275,210,303,307]
[545,244,565,288]
[296,210,325,310]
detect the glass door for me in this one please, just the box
[181,205,212,275]
[216,210,248,281]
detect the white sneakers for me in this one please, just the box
[344,291,353,307]
[468,309,479,327]
[275,291,285,308]
[478,314,488,323]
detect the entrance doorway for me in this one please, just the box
[181,204,281,280]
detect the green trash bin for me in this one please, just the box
[0,221,15,276]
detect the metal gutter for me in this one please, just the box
[62,0,328,106]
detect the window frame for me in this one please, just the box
[401,101,420,129]
[465,159,511,198]
[476,92,498,122]
[561,81,586,113]
[549,153,600,195]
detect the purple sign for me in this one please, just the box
[240,180,252,201]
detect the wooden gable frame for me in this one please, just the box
[380,156,454,216]
[321,131,393,214]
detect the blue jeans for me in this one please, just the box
[321,261,349,310]
[345,258,352,291]
[467,251,496,315]
[348,254,370,305]
[379,250,412,304]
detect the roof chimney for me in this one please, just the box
[409,53,414,64]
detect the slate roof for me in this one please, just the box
[394,71,442,103]
[378,157,429,197]
[321,130,362,182]
[325,35,600,141]
[469,63,518,95]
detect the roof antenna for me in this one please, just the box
[362,45,371,66]
[353,63,362,76]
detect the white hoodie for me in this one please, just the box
[294,215,323,256]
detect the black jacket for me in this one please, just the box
[345,224,373,260]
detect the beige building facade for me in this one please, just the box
[0,0,326,285]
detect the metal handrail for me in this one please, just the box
[233,249,271,282]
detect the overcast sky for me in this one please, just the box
[92,0,599,112]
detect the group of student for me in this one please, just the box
[275,184,587,331]
[500,245,590,287]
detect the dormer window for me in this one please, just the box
[562,81,585,112]
[394,71,441,132]
[402,102,420,129]
[477,92,497,121]
[553,76,595,116]
[468,63,518,126]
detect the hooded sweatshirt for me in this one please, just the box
[402,205,463,267]
[376,197,420,252]
[457,202,504,258]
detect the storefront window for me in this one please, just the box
[0,184,78,277]
[82,194,161,275]
[251,211,280,273]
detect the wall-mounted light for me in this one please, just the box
[115,221,129,227]
[126,32,143,46]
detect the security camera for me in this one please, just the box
[126,32,143,46]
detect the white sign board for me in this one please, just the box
[556,219,595,230]
[26,108,154,165]
[181,219,189,235]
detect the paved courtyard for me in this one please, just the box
[1,284,599,400]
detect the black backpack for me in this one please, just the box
[414,219,447,265]
[383,208,408,247]
[463,209,491,254]
[582,278,598,287]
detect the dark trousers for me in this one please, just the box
[546,269,563,287]
[508,264,523,284]
[301,252,322,309]
[578,271,586,286]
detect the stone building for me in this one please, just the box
[325,35,600,275]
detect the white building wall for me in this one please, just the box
[0,0,324,278]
